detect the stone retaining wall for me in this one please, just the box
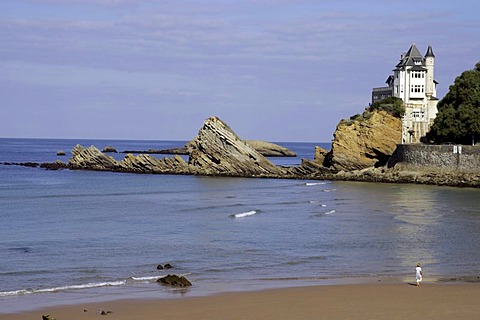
[388,144,480,171]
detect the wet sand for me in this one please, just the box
[2,283,480,320]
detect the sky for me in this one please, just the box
[0,0,479,142]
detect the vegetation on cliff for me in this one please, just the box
[346,97,404,125]
[367,96,405,118]
[428,61,480,145]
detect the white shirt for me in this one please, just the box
[416,266,422,280]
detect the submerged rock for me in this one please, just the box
[244,140,296,157]
[157,274,192,287]
[102,146,118,153]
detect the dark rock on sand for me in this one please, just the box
[157,274,192,287]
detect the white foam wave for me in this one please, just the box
[308,201,327,207]
[322,189,337,192]
[231,210,257,218]
[130,276,161,282]
[305,182,328,186]
[0,280,126,297]
[324,210,335,215]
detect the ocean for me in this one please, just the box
[1,138,480,313]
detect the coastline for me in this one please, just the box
[2,282,480,320]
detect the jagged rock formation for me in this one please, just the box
[117,154,194,174]
[187,117,287,177]
[67,117,288,178]
[119,141,295,157]
[324,110,402,171]
[69,144,195,174]
[313,146,329,165]
[69,145,117,170]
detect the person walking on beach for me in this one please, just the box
[415,263,423,287]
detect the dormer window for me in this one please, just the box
[413,59,422,65]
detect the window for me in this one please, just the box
[411,71,425,78]
[410,85,425,93]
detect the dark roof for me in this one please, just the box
[410,65,427,71]
[385,75,394,85]
[425,45,435,58]
[396,43,425,68]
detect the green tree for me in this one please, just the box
[428,62,480,144]
[368,96,405,118]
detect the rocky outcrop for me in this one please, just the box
[187,117,287,177]
[69,145,117,170]
[120,141,295,157]
[66,117,288,178]
[324,110,401,171]
[157,274,192,287]
[102,146,117,153]
[117,153,194,174]
[244,140,296,157]
[121,147,188,155]
[313,146,329,166]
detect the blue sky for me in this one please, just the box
[1,0,479,142]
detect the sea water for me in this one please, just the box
[1,138,480,313]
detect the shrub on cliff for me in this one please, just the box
[367,97,405,118]
[428,62,480,145]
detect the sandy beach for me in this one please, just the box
[2,282,480,320]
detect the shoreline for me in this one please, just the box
[2,282,480,319]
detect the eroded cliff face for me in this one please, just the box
[324,110,402,172]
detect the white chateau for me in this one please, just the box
[372,44,439,143]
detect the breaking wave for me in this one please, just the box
[0,275,166,297]
[230,210,258,218]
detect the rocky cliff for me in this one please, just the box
[323,110,402,171]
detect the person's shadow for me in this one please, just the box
[407,282,418,286]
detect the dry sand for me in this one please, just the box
[2,283,480,320]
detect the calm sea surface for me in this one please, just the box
[1,138,480,313]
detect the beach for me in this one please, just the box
[2,282,480,320]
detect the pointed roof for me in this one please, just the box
[396,43,425,68]
[425,45,435,58]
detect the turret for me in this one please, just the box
[425,45,435,98]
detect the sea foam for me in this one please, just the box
[231,210,257,218]
[0,280,126,297]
